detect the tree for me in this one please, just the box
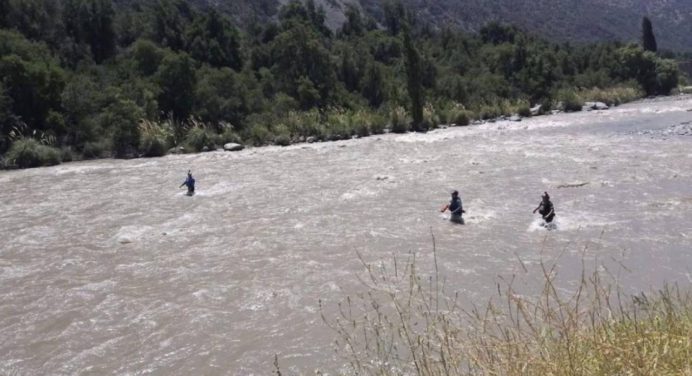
[0,82,18,153]
[361,62,385,107]
[130,39,166,76]
[88,0,117,63]
[156,52,196,121]
[615,45,678,96]
[185,10,242,70]
[480,22,518,45]
[61,74,101,146]
[151,0,195,51]
[269,22,336,107]
[194,66,245,126]
[114,8,148,47]
[642,17,657,53]
[63,0,117,63]
[402,24,424,131]
[383,0,406,36]
[103,99,143,158]
[339,4,364,37]
[6,0,60,43]
[0,49,65,131]
[0,0,9,29]
[305,0,331,37]
[339,52,360,92]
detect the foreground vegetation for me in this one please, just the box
[317,245,692,375]
[0,0,683,168]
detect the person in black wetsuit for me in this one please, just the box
[533,192,555,223]
[441,190,465,224]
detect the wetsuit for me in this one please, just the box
[539,200,555,223]
[448,197,464,224]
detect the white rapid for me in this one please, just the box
[1,96,692,375]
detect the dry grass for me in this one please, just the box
[320,236,692,375]
[577,86,643,107]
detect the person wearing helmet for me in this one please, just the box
[441,190,465,224]
[533,192,555,223]
[180,170,195,196]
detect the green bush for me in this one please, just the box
[100,100,143,158]
[284,110,324,140]
[140,134,168,157]
[5,138,61,168]
[246,123,272,146]
[517,105,532,118]
[219,124,242,144]
[324,110,354,140]
[449,107,472,126]
[221,130,242,144]
[369,113,387,135]
[183,126,218,152]
[390,106,410,133]
[557,89,583,112]
[82,139,112,159]
[479,104,502,120]
[423,104,440,129]
[273,124,292,146]
[139,120,173,157]
[352,110,376,138]
[60,147,76,162]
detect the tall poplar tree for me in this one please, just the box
[403,23,425,132]
[642,16,657,52]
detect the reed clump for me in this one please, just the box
[321,240,692,375]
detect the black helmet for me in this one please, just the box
[452,190,459,197]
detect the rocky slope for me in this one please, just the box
[192,0,692,51]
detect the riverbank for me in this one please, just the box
[1,86,648,170]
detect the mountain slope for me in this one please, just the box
[198,0,692,51]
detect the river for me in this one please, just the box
[1,96,691,375]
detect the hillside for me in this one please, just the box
[196,0,692,51]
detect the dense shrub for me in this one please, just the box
[517,105,532,117]
[246,123,272,146]
[446,106,472,126]
[282,110,325,140]
[272,124,291,146]
[557,89,583,112]
[578,86,643,106]
[60,147,76,162]
[220,126,242,144]
[352,110,382,138]
[389,106,410,133]
[183,126,218,152]
[324,110,355,141]
[140,134,168,157]
[139,120,173,157]
[479,104,502,120]
[369,112,387,135]
[82,139,112,159]
[104,100,143,158]
[5,138,61,168]
[423,104,440,129]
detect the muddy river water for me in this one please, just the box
[1,96,691,375]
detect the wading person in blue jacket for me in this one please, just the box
[180,170,195,196]
[441,190,465,224]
